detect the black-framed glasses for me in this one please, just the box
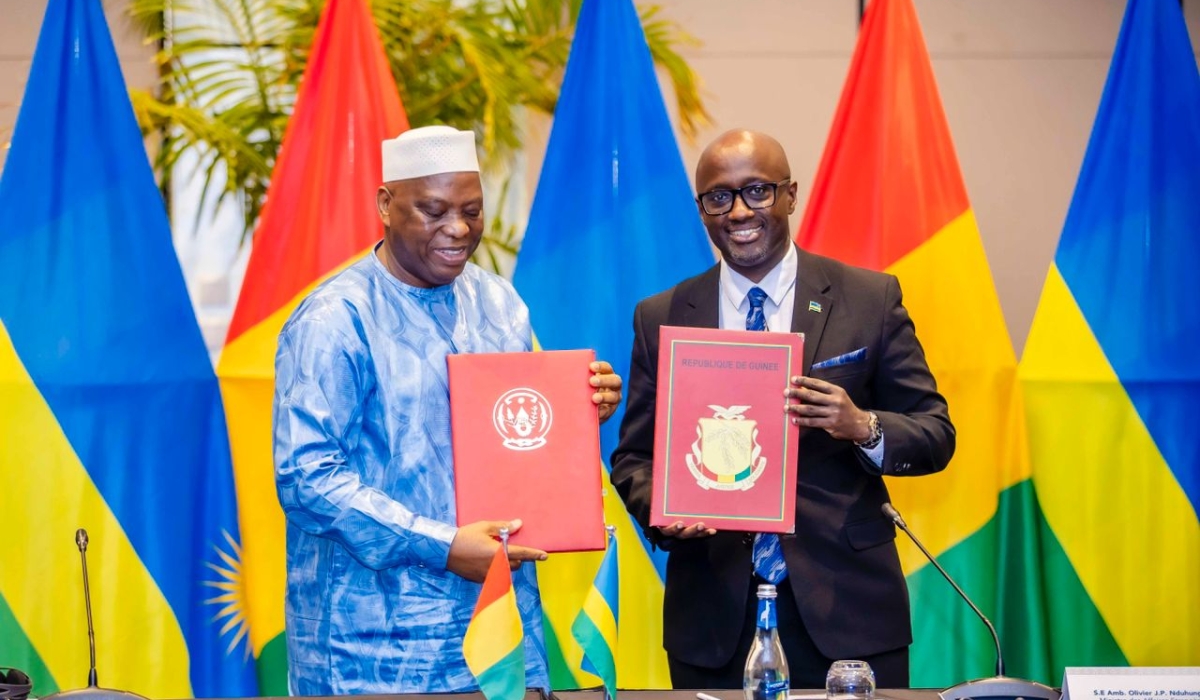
[697,179,791,216]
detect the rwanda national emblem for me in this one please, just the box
[685,404,767,490]
[493,388,553,451]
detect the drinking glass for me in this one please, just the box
[825,659,875,700]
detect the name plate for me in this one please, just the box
[1063,667,1200,700]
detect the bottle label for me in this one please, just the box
[763,679,789,695]
[757,597,776,630]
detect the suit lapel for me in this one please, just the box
[792,247,832,374]
[670,265,721,328]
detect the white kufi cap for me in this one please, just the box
[381,125,480,182]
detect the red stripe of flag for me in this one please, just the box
[796,0,969,270]
[473,548,514,615]
[225,0,408,343]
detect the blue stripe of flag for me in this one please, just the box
[1053,0,1200,518]
[511,0,713,578]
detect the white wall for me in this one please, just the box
[0,0,157,171]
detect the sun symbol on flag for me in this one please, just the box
[204,529,252,659]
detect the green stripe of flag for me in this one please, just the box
[544,612,583,690]
[907,479,1126,688]
[476,644,527,700]
[0,593,58,696]
[255,631,289,696]
[572,614,615,690]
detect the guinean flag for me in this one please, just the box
[796,0,1047,685]
[464,548,527,700]
[215,0,408,690]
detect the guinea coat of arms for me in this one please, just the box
[685,405,767,490]
[493,388,553,451]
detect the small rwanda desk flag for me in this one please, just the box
[464,547,526,700]
[572,527,619,699]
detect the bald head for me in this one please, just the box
[696,130,791,190]
[694,129,798,283]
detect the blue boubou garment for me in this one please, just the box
[273,249,549,694]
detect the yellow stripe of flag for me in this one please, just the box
[1021,267,1200,662]
[0,322,192,698]
[217,249,371,656]
[884,210,1026,572]
[463,596,524,673]
[579,590,617,648]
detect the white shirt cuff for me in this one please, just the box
[860,434,885,469]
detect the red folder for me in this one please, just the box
[651,326,803,533]
[448,349,605,552]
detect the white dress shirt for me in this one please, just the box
[717,244,885,467]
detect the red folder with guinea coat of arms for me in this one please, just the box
[651,326,803,533]
[448,349,605,552]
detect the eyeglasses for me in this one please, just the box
[697,179,791,216]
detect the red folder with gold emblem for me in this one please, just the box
[448,349,605,552]
[651,326,803,533]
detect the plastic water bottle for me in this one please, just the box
[743,583,790,700]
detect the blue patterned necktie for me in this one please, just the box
[746,287,788,584]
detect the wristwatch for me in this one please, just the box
[855,411,883,450]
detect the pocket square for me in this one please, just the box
[811,347,867,370]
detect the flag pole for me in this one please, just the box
[605,523,616,700]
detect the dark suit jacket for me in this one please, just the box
[610,245,955,666]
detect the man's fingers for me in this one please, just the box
[786,403,835,417]
[661,522,719,539]
[590,362,622,406]
[507,544,549,562]
[677,523,717,539]
[786,386,835,405]
[659,521,694,537]
[792,375,834,394]
[591,375,623,391]
[591,360,623,410]
[792,415,830,428]
[593,387,622,402]
[485,518,523,536]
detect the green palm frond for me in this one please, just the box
[129,0,295,236]
[640,4,708,140]
[126,0,709,252]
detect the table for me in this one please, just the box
[551,689,942,700]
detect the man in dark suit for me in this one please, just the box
[611,129,954,689]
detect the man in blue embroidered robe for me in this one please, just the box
[273,125,624,695]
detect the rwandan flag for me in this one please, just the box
[571,530,619,700]
[1020,0,1200,672]
[215,0,408,691]
[510,0,713,688]
[0,0,257,696]
[796,0,1046,685]
[464,548,527,700]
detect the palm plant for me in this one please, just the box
[126,0,709,255]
